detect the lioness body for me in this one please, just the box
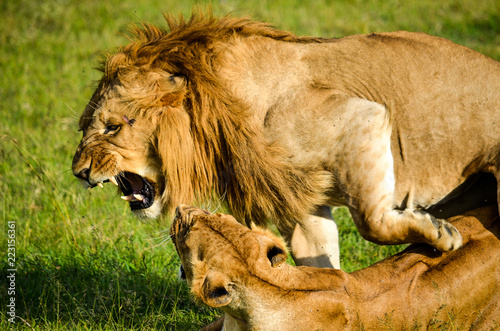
[73,15,500,268]
[171,206,500,330]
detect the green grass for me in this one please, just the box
[1,0,499,329]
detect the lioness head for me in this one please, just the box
[170,205,288,311]
[171,206,500,330]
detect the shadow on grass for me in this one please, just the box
[0,248,220,330]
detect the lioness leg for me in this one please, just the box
[199,316,224,331]
[280,205,340,269]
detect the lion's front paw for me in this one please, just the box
[431,219,463,252]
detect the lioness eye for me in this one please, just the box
[104,124,120,134]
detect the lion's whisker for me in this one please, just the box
[210,190,227,213]
[64,103,80,117]
[147,230,171,240]
[144,235,173,250]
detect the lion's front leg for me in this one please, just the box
[352,207,463,252]
[354,165,465,251]
[279,205,340,269]
[328,97,463,252]
[342,127,462,251]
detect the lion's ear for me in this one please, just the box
[160,74,187,108]
[200,270,232,307]
[267,245,287,267]
[117,69,187,108]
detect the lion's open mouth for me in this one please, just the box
[116,172,155,210]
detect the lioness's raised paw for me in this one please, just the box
[430,217,463,252]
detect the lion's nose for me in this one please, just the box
[72,143,92,181]
[75,167,90,180]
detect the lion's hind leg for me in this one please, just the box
[280,205,341,269]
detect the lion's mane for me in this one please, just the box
[94,13,333,226]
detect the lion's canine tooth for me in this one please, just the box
[110,177,118,186]
[133,194,144,201]
[97,182,104,188]
[121,195,133,201]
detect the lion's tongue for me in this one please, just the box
[120,173,145,202]
[126,173,144,192]
[117,172,154,209]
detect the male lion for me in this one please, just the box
[171,205,500,331]
[72,14,500,268]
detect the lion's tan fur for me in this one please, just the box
[73,13,500,267]
[171,206,500,330]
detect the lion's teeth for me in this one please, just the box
[110,177,118,186]
[121,194,143,202]
[121,195,133,201]
[97,182,104,188]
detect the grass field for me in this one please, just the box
[1,0,499,329]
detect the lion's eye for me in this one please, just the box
[104,124,120,134]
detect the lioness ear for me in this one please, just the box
[201,270,232,307]
[267,245,287,267]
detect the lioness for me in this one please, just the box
[72,14,500,268]
[171,205,500,330]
